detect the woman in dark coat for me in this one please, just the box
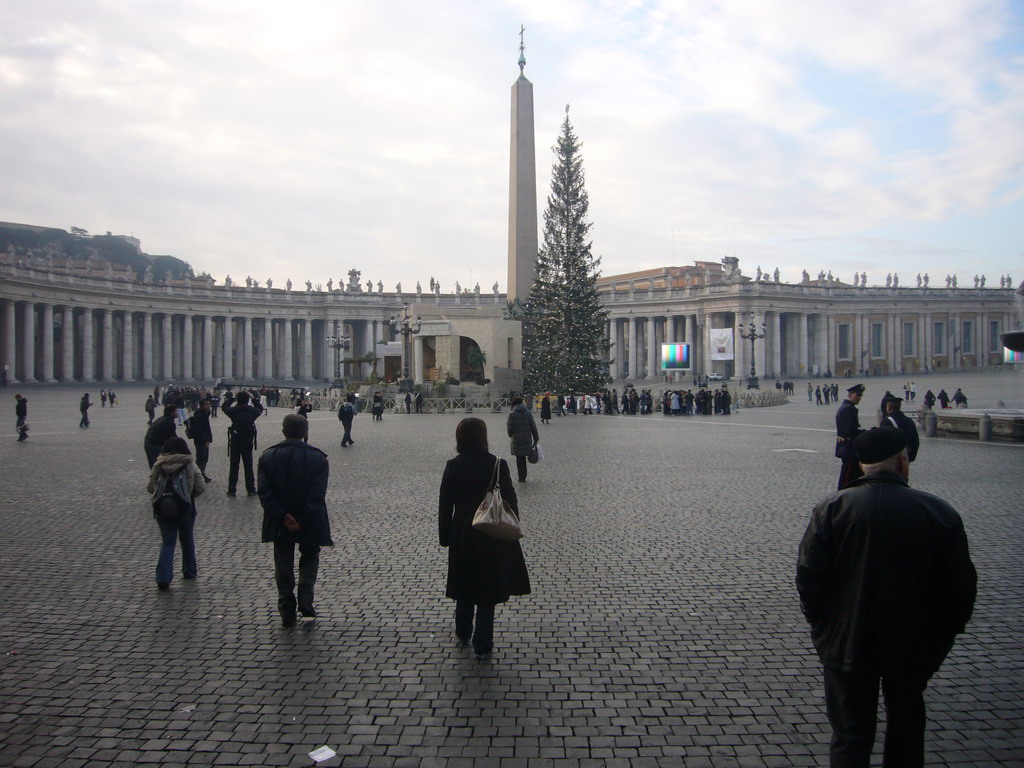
[539,394,552,424]
[439,418,530,657]
[506,396,539,482]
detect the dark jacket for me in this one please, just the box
[15,397,27,419]
[257,439,333,546]
[222,395,264,443]
[337,401,355,423]
[540,396,551,420]
[188,409,214,445]
[834,399,863,459]
[438,453,530,604]
[882,409,920,462]
[506,404,539,457]
[796,472,976,674]
[145,415,178,448]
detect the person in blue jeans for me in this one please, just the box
[147,437,206,590]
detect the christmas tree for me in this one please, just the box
[523,110,610,394]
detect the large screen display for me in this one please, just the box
[660,343,691,370]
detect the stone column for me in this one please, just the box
[223,316,234,379]
[182,315,194,380]
[890,314,900,374]
[799,313,809,377]
[142,313,153,380]
[627,317,638,379]
[646,317,659,379]
[62,307,74,381]
[82,309,94,382]
[364,320,375,378]
[948,313,957,368]
[122,312,135,381]
[41,304,55,382]
[3,300,16,383]
[301,320,313,380]
[241,317,252,380]
[771,312,782,378]
[413,334,424,383]
[21,302,35,383]
[282,319,293,380]
[607,319,619,379]
[685,315,696,377]
[264,319,275,380]
[202,316,213,380]
[102,309,114,381]
[162,315,173,380]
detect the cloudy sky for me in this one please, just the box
[1,0,1021,291]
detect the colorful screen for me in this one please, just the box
[661,343,691,370]
[1004,347,1024,363]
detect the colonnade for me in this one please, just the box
[0,298,386,385]
[606,306,1013,380]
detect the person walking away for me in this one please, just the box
[835,384,865,490]
[923,390,936,409]
[404,391,412,414]
[415,390,424,413]
[108,390,117,406]
[880,395,919,462]
[145,395,157,425]
[936,389,950,409]
[144,405,180,468]
[147,437,206,590]
[337,398,356,446]
[540,394,552,425]
[187,399,214,482]
[952,388,968,408]
[506,396,539,483]
[222,390,264,496]
[439,417,530,657]
[797,428,976,767]
[258,414,333,627]
[14,394,28,441]
[79,393,92,428]
[100,389,107,408]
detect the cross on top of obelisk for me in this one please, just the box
[518,25,526,72]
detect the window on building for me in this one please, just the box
[902,322,915,356]
[933,322,945,355]
[871,324,883,358]
[838,324,851,360]
[962,321,973,354]
[990,320,1002,352]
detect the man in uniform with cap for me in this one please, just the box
[797,428,976,768]
[834,383,865,489]
[880,394,919,462]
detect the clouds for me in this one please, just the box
[0,0,1020,290]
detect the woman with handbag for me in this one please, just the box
[147,437,206,591]
[439,418,531,658]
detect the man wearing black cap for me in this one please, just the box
[834,383,865,489]
[797,428,976,768]
[880,395,919,462]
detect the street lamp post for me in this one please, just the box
[389,303,422,388]
[737,312,767,389]
[325,328,351,386]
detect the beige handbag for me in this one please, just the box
[472,459,523,541]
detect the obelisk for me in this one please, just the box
[507,27,538,308]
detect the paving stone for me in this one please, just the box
[1,376,1022,767]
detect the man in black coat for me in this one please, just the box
[258,414,333,627]
[880,395,920,462]
[834,383,865,489]
[188,399,215,482]
[797,428,976,768]
[144,405,179,468]
[221,390,264,496]
[14,394,28,441]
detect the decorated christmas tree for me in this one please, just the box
[523,110,610,394]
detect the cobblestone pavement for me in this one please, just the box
[1,373,1022,767]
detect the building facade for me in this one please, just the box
[599,263,1017,380]
[0,258,521,386]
